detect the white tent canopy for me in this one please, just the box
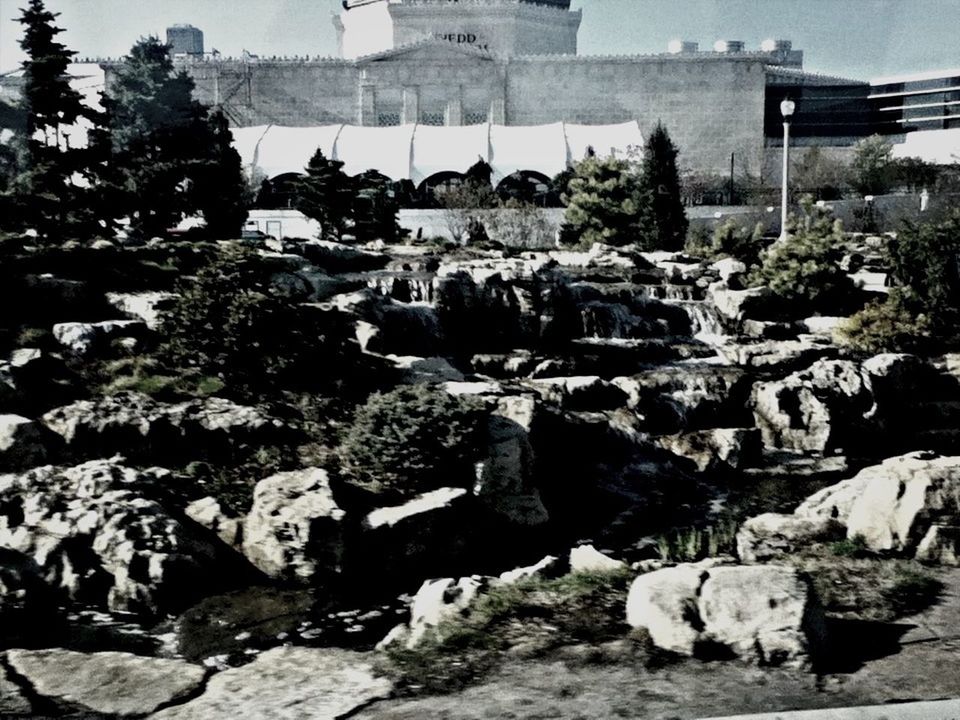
[892,128,960,165]
[233,121,645,186]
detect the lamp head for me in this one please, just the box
[780,99,796,119]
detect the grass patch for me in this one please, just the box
[379,568,644,695]
[654,517,740,563]
[98,355,225,401]
[788,551,943,623]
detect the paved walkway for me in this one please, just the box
[700,698,960,720]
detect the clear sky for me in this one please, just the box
[2,0,960,80]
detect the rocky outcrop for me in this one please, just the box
[41,392,285,463]
[242,468,345,584]
[106,291,178,330]
[626,563,825,667]
[525,376,628,411]
[752,359,877,453]
[0,458,242,614]
[5,649,205,717]
[658,428,762,472]
[474,395,549,526]
[740,452,960,565]
[185,497,244,548]
[0,414,63,471]
[150,647,392,720]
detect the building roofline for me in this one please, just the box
[871,67,960,86]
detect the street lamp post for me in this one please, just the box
[779,99,796,241]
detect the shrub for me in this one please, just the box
[339,385,485,498]
[159,245,348,399]
[838,289,933,354]
[561,154,656,249]
[888,210,960,327]
[98,355,225,401]
[750,204,856,316]
[685,220,768,266]
[851,135,896,197]
[655,517,740,563]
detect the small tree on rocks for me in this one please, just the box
[642,123,688,251]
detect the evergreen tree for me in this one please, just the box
[294,149,355,241]
[353,170,405,243]
[192,110,249,238]
[14,0,91,241]
[561,154,655,248]
[97,37,211,239]
[641,123,688,251]
[851,135,895,197]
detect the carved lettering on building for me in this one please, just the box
[435,32,490,50]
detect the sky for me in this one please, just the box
[2,0,960,81]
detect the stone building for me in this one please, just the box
[130,0,880,181]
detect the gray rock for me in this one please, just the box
[52,320,146,356]
[569,545,626,573]
[385,576,490,649]
[106,292,178,330]
[843,451,960,554]
[916,525,960,566]
[242,468,345,584]
[0,414,63,470]
[525,376,628,411]
[389,355,465,384]
[658,428,762,472]
[626,563,825,667]
[475,395,549,526]
[0,548,58,645]
[498,555,567,584]
[150,647,392,720]
[0,664,31,716]
[185,497,243,548]
[0,458,240,615]
[5,648,205,716]
[42,392,284,462]
[752,359,877,453]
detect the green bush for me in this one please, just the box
[838,289,933,354]
[339,385,485,498]
[98,356,224,401]
[888,210,960,328]
[750,204,856,316]
[158,245,347,399]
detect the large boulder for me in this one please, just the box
[5,649,205,717]
[474,394,549,526]
[0,458,243,615]
[525,376,628,411]
[751,359,877,453]
[150,647,392,720]
[0,414,63,471]
[242,468,345,584]
[42,392,285,463]
[842,452,960,554]
[626,563,825,668]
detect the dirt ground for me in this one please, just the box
[354,570,960,720]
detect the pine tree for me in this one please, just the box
[353,170,404,243]
[97,37,211,239]
[192,110,250,238]
[561,154,655,248]
[641,123,688,251]
[15,0,90,242]
[294,150,355,241]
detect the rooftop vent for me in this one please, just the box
[761,39,793,53]
[713,40,745,53]
[667,40,699,54]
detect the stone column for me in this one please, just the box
[490,96,506,125]
[359,84,376,126]
[446,87,464,126]
[402,86,420,125]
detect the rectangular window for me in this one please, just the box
[463,111,488,126]
[377,112,400,127]
[420,111,445,126]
